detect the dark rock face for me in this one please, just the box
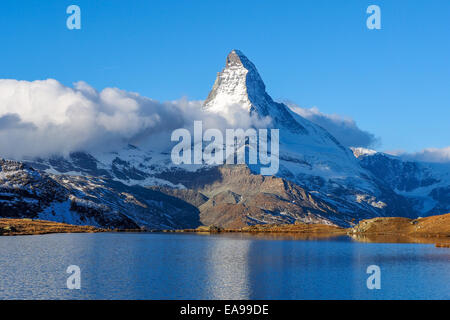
[68,200,139,229]
[358,153,439,192]
[356,153,450,216]
[111,157,148,181]
[0,159,201,230]
[0,159,67,219]
[148,186,208,207]
[155,165,344,228]
[25,151,152,183]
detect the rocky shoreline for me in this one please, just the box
[167,213,450,247]
[1,214,449,248]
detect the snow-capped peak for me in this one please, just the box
[203,50,308,134]
[203,49,266,114]
[351,147,377,158]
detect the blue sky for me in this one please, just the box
[0,0,449,153]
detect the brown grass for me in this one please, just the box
[174,213,450,247]
[350,213,450,237]
[0,218,105,236]
[2,213,449,248]
[349,213,450,247]
[171,222,346,235]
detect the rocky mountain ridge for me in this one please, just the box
[0,50,448,229]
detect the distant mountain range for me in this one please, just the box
[353,148,450,217]
[1,50,448,229]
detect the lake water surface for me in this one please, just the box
[0,233,448,299]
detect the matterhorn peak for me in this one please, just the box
[224,50,265,89]
[203,50,307,134]
[203,49,269,115]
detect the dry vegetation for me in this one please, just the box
[173,213,450,247]
[350,214,450,237]
[1,213,449,248]
[348,213,450,247]
[0,218,105,236]
[177,223,346,235]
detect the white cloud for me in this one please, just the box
[3,78,442,164]
[389,147,450,163]
[0,79,189,158]
[286,102,379,148]
[0,79,271,159]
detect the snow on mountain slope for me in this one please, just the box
[199,50,412,221]
[354,150,450,216]
[0,158,201,229]
[19,50,415,226]
[351,147,377,158]
[4,49,443,228]
[203,50,365,181]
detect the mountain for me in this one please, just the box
[0,50,447,228]
[0,159,200,229]
[204,50,307,134]
[196,50,415,224]
[353,149,450,217]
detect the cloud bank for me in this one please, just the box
[0,79,269,159]
[0,79,188,158]
[2,79,443,164]
[286,103,379,148]
[388,147,450,163]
